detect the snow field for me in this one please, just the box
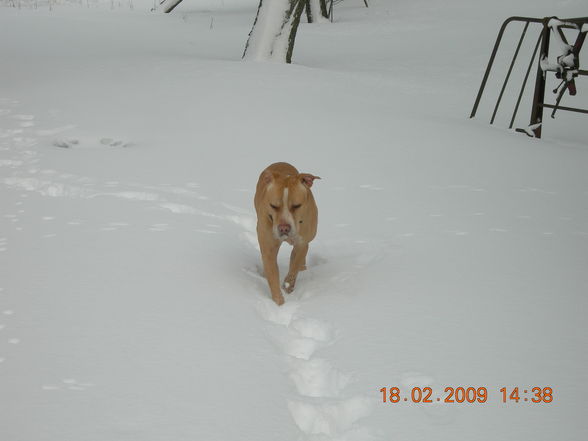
[1,1,588,441]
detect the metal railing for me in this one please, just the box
[470,16,588,138]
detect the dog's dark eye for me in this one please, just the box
[270,204,279,210]
[291,204,302,210]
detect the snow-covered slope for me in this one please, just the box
[1,1,587,440]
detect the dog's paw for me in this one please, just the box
[283,275,297,294]
[272,294,285,306]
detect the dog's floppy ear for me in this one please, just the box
[260,170,274,185]
[300,173,321,188]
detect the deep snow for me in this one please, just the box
[1,1,587,440]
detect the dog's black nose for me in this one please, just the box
[278,223,291,235]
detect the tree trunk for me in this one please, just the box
[160,0,183,13]
[305,0,329,23]
[243,0,306,64]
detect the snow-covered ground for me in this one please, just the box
[1,1,587,440]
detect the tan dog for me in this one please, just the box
[254,162,320,305]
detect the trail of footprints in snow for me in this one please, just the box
[0,107,218,238]
[256,300,373,440]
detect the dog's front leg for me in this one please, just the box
[283,242,308,294]
[260,242,284,305]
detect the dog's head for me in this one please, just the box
[260,171,320,241]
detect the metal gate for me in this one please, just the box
[470,16,587,138]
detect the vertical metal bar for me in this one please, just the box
[529,21,551,138]
[328,0,333,22]
[490,22,529,124]
[556,25,570,46]
[509,32,542,129]
[470,18,519,118]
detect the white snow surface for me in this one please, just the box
[1,0,587,440]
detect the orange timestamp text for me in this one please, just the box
[380,386,554,404]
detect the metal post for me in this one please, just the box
[328,0,333,22]
[528,20,551,138]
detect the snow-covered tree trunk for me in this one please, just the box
[305,0,329,23]
[161,0,183,13]
[243,0,306,64]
